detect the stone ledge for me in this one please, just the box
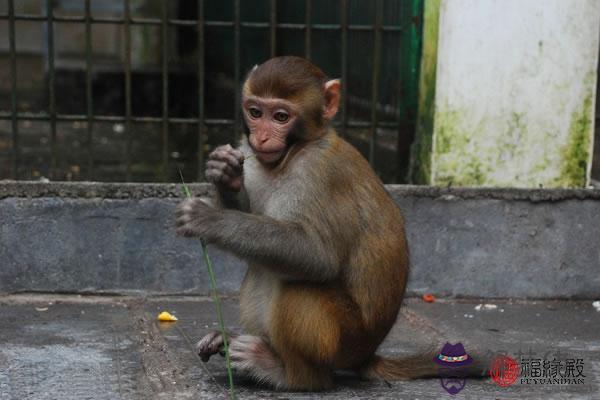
[1,182,599,298]
[2,181,600,202]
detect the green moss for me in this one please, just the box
[409,0,440,184]
[530,153,552,177]
[500,112,526,160]
[433,91,594,188]
[435,109,463,155]
[555,93,593,188]
[432,108,491,187]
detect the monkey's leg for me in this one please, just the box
[227,333,331,391]
[268,285,374,391]
[227,335,287,388]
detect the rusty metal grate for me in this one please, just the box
[0,0,423,183]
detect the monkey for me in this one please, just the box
[176,56,482,390]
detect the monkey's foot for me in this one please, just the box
[229,335,286,387]
[196,330,235,362]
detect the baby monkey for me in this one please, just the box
[177,56,441,390]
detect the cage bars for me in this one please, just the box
[0,1,418,182]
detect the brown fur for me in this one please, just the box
[246,56,327,102]
[177,56,463,391]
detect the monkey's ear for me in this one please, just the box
[323,79,341,120]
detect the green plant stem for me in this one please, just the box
[202,242,235,400]
[178,170,236,399]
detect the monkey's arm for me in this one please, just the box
[176,199,339,281]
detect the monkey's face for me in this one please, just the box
[243,95,299,164]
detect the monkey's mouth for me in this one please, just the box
[253,149,284,163]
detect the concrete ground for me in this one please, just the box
[0,295,598,399]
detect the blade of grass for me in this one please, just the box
[178,169,236,399]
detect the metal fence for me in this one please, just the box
[0,0,423,183]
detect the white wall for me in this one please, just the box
[431,0,599,187]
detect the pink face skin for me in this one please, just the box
[243,95,299,164]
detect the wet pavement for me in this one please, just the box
[0,294,598,399]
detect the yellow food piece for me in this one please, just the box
[157,311,178,322]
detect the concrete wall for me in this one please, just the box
[412,0,599,188]
[1,182,599,299]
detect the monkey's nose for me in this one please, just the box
[257,133,269,144]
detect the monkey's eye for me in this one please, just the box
[273,111,289,123]
[248,107,262,119]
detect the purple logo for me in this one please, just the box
[434,342,473,395]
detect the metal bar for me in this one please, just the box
[369,0,383,166]
[340,0,348,138]
[8,0,19,179]
[0,112,399,129]
[397,0,424,183]
[396,0,407,183]
[0,113,206,124]
[270,0,277,57]
[124,0,132,180]
[234,0,241,139]
[197,0,206,181]
[84,0,94,179]
[341,120,400,128]
[161,1,169,181]
[46,0,57,179]
[305,0,312,59]
[0,14,406,32]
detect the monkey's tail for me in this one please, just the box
[359,351,488,381]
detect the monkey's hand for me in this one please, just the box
[206,144,244,192]
[175,197,222,240]
[196,330,238,362]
